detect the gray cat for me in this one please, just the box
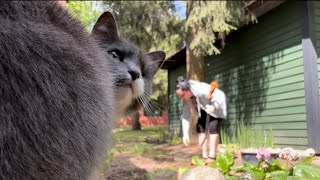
[92,12,165,117]
[0,1,165,180]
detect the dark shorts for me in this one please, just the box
[197,109,222,134]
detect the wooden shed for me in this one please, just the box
[162,1,320,150]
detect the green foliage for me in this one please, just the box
[224,174,238,180]
[186,1,257,57]
[157,126,169,142]
[210,151,234,174]
[101,148,117,173]
[178,166,190,175]
[149,69,168,111]
[169,136,182,145]
[221,127,231,145]
[235,121,263,148]
[191,155,206,166]
[67,1,103,32]
[130,142,155,156]
[232,121,274,149]
[234,156,320,180]
[267,170,290,180]
[104,1,184,53]
[144,172,154,180]
[267,128,274,148]
[292,162,320,179]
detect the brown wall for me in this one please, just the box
[114,110,168,128]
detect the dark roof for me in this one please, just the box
[161,46,186,70]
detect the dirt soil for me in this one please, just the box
[102,142,242,180]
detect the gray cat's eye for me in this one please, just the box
[108,50,123,61]
[109,51,119,59]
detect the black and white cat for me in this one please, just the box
[0,1,165,180]
[92,12,165,117]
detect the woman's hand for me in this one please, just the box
[205,104,215,114]
[182,134,190,146]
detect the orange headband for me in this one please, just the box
[208,81,218,99]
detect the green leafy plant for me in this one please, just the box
[210,151,234,174]
[292,162,320,179]
[191,155,206,166]
[233,148,320,179]
[190,152,235,176]
[144,172,154,180]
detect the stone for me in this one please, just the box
[181,166,225,180]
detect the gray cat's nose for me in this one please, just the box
[128,70,140,81]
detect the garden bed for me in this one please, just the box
[101,127,320,179]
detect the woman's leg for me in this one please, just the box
[207,119,220,161]
[198,133,208,158]
[208,134,219,158]
[197,110,208,158]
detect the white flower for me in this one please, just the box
[303,148,315,157]
[279,147,298,161]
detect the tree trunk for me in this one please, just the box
[131,110,141,130]
[186,1,205,82]
[186,2,205,138]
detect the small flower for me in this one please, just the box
[261,161,268,169]
[256,147,271,161]
[279,147,298,161]
[304,148,315,157]
[256,153,262,160]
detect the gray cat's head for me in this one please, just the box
[92,12,165,117]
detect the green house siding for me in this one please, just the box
[204,1,307,149]
[168,65,186,136]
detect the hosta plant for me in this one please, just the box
[233,147,320,179]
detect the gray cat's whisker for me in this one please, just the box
[139,95,151,112]
[139,96,152,114]
[127,32,134,41]
[139,96,150,112]
[143,91,163,109]
[142,94,162,111]
[140,94,161,116]
[148,99,164,111]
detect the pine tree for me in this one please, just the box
[186,1,256,81]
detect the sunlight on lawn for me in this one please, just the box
[113,126,168,143]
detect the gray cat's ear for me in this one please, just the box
[147,51,166,67]
[92,11,119,42]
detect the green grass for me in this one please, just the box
[113,126,174,157]
[113,126,167,143]
[130,142,157,156]
[221,121,274,150]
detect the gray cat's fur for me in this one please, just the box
[0,1,165,180]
